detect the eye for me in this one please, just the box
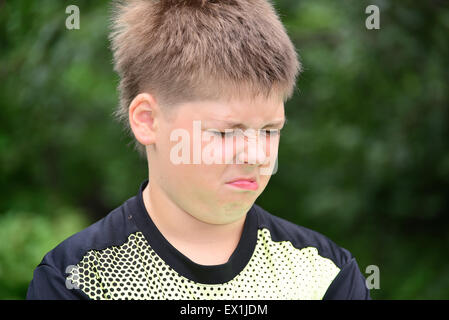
[207,130,235,138]
[259,129,281,137]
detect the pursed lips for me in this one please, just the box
[226,178,258,190]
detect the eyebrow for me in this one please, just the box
[207,117,287,129]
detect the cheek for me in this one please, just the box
[200,132,234,165]
[266,135,280,158]
[222,137,235,163]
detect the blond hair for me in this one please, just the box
[109,0,301,157]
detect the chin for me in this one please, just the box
[220,201,253,215]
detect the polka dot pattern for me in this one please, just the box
[66,229,340,300]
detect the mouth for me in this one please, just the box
[226,177,258,191]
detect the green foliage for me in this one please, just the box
[0,0,448,299]
[0,208,89,299]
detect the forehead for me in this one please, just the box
[174,95,285,127]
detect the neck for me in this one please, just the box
[142,180,247,251]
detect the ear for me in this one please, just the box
[129,93,159,146]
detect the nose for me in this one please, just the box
[236,129,269,165]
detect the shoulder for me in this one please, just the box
[27,196,140,299]
[38,197,139,273]
[252,203,353,269]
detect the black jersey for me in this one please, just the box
[26,179,371,300]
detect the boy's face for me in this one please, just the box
[145,94,285,225]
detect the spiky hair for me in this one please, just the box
[109,0,301,157]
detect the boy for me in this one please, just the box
[27,0,371,299]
